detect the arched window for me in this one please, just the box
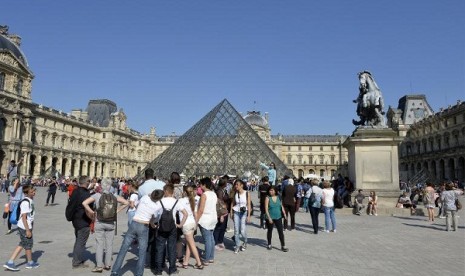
[0,72,5,90]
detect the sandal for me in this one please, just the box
[182,263,189,269]
[194,264,204,270]
[91,267,103,273]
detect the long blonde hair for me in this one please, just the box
[183,185,196,213]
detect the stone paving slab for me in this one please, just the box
[1,187,464,276]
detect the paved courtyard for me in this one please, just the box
[1,187,464,276]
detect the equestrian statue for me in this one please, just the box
[352,70,386,127]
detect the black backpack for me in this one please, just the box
[158,200,178,233]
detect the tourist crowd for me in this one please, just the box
[1,164,463,275]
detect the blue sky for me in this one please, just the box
[2,1,464,136]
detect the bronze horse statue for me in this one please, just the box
[352,71,386,127]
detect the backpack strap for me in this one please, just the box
[172,200,178,209]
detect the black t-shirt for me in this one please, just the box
[49,181,58,192]
[258,183,270,209]
[66,187,91,229]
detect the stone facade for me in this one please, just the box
[0,27,348,180]
[244,111,349,179]
[388,95,465,183]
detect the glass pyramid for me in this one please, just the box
[144,99,291,180]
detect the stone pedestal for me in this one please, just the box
[343,128,403,203]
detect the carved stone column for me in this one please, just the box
[82,159,88,176]
[89,161,95,177]
[11,115,18,140]
[74,159,80,177]
[21,151,30,177]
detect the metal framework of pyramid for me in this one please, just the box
[143,99,291,180]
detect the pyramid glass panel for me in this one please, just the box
[143,99,291,180]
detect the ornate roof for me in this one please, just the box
[0,28,28,67]
[243,111,268,128]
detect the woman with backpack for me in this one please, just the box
[307,179,323,234]
[213,178,230,250]
[82,178,128,273]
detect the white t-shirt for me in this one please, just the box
[133,195,158,223]
[232,191,248,212]
[178,197,195,225]
[198,191,218,230]
[128,193,139,212]
[322,188,335,207]
[154,197,186,223]
[17,197,34,230]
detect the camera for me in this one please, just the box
[240,207,247,213]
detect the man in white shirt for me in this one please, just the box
[137,168,166,270]
[153,184,187,275]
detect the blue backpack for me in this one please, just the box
[9,199,31,225]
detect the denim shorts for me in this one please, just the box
[18,228,33,250]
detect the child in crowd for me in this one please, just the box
[127,180,139,227]
[3,184,40,271]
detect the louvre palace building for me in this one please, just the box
[0,26,349,180]
[388,95,465,184]
[1,26,462,183]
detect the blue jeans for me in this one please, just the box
[323,206,336,231]
[200,226,215,261]
[127,210,136,227]
[111,221,149,276]
[303,197,309,212]
[155,228,177,274]
[233,211,247,248]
